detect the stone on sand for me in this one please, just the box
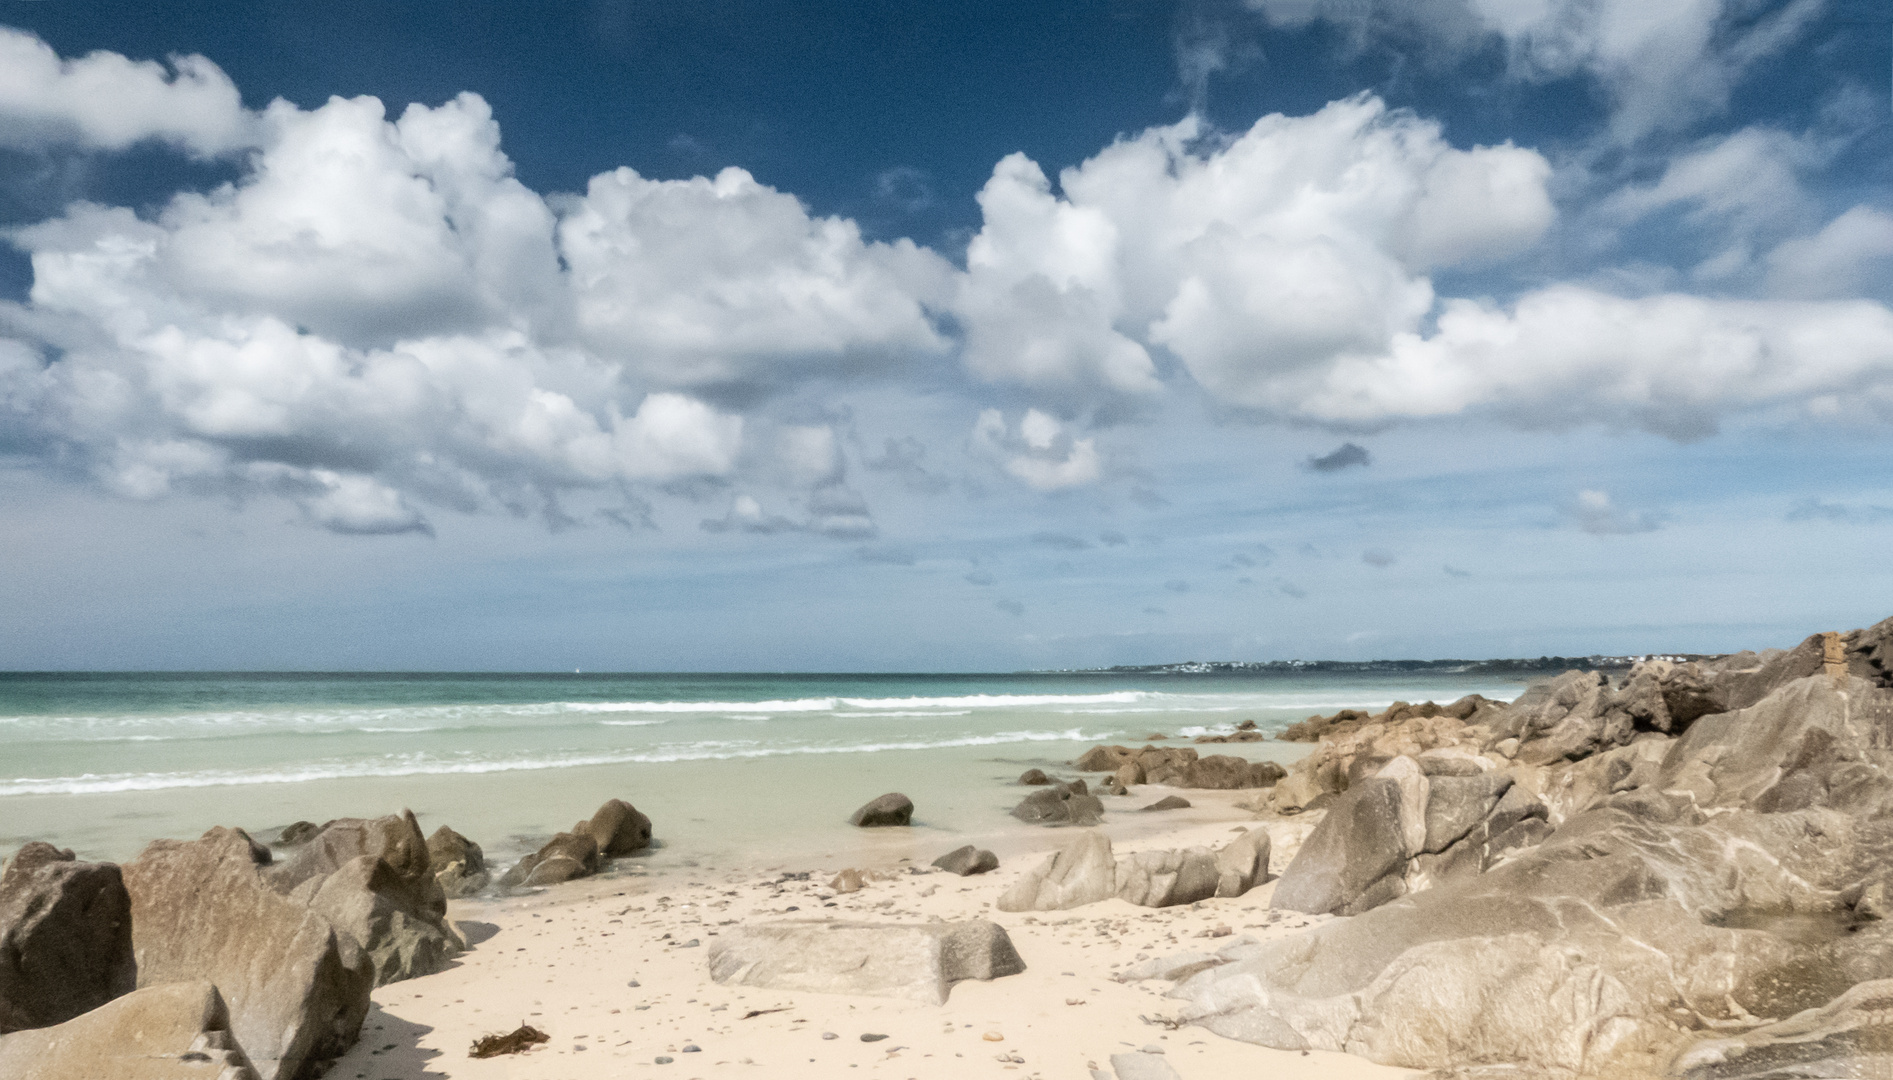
[584,798,653,855]
[996,832,1117,912]
[424,826,487,898]
[1213,828,1271,898]
[707,919,1024,1005]
[848,793,914,827]
[931,846,998,876]
[1114,848,1219,908]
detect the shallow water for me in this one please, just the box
[0,670,1526,867]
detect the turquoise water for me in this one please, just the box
[0,671,1526,868]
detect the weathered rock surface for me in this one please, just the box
[584,798,653,855]
[997,832,1117,912]
[1172,660,1893,1078]
[0,842,135,1033]
[499,830,601,888]
[123,827,373,1080]
[848,793,914,827]
[264,811,460,986]
[1010,783,1105,826]
[707,920,1024,1004]
[1116,848,1219,908]
[425,826,487,898]
[0,981,259,1080]
[931,846,998,876]
[1214,828,1271,898]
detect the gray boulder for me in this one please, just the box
[499,830,601,888]
[707,920,1024,1004]
[1270,776,1413,916]
[583,799,652,855]
[997,831,1117,912]
[1019,769,1052,785]
[931,846,998,876]
[0,980,259,1080]
[848,793,914,827]
[1214,828,1272,898]
[1010,784,1105,826]
[0,842,135,1034]
[424,826,487,898]
[122,827,373,1080]
[1115,848,1219,908]
[1141,795,1191,812]
[264,811,460,986]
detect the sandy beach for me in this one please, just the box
[329,789,1414,1080]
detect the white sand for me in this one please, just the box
[329,789,1417,1080]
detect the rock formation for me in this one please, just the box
[424,825,487,898]
[848,793,914,827]
[0,842,135,1034]
[999,830,1274,912]
[707,920,1025,1004]
[1160,616,1893,1078]
[1010,782,1106,826]
[1018,768,1052,785]
[263,811,461,986]
[1071,744,1284,788]
[122,827,373,1080]
[0,980,258,1080]
[931,846,998,876]
[499,830,601,888]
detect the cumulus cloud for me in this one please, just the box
[1767,207,1893,301]
[1307,442,1371,471]
[0,27,254,154]
[971,409,1103,491]
[958,98,1552,406]
[1565,489,1663,535]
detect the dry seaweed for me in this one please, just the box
[469,1023,550,1058]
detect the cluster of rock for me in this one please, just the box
[1011,779,1106,825]
[498,797,653,888]
[1073,744,1286,790]
[1192,719,1268,743]
[1157,619,1893,1078]
[995,828,1271,912]
[0,796,654,1080]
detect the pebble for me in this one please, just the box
[1142,1044,1165,1054]
[625,979,640,987]
[679,938,700,948]
[861,1033,889,1042]
[681,1044,701,1053]
[822,1032,839,1040]
[655,1055,673,1064]
[983,1031,1004,1042]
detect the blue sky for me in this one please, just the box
[1,0,1891,671]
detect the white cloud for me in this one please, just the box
[560,165,954,388]
[958,98,1551,405]
[1767,207,1893,301]
[1565,488,1662,535]
[971,408,1103,491]
[0,27,255,154]
[1245,0,1825,141]
[1281,285,1893,438]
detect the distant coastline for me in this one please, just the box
[1054,653,1723,676]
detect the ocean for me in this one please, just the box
[0,670,1530,871]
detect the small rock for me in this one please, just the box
[1019,768,1052,785]
[849,793,914,827]
[626,979,640,987]
[983,1031,1004,1041]
[655,1055,673,1064]
[681,1044,700,1052]
[1141,795,1191,812]
[822,1032,838,1040]
[861,1033,889,1042]
[1143,1044,1166,1054]
[679,938,700,947]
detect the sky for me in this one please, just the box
[1,0,1891,672]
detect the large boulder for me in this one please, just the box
[1009,783,1105,826]
[1214,828,1271,898]
[1270,775,1416,916]
[1115,848,1220,908]
[0,842,135,1033]
[931,846,998,876]
[848,793,914,827]
[264,811,460,986]
[583,799,652,855]
[424,826,487,898]
[707,920,1024,1004]
[498,830,601,888]
[1074,745,1134,771]
[1171,673,1893,1078]
[122,827,373,1080]
[997,832,1118,912]
[0,980,258,1080]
